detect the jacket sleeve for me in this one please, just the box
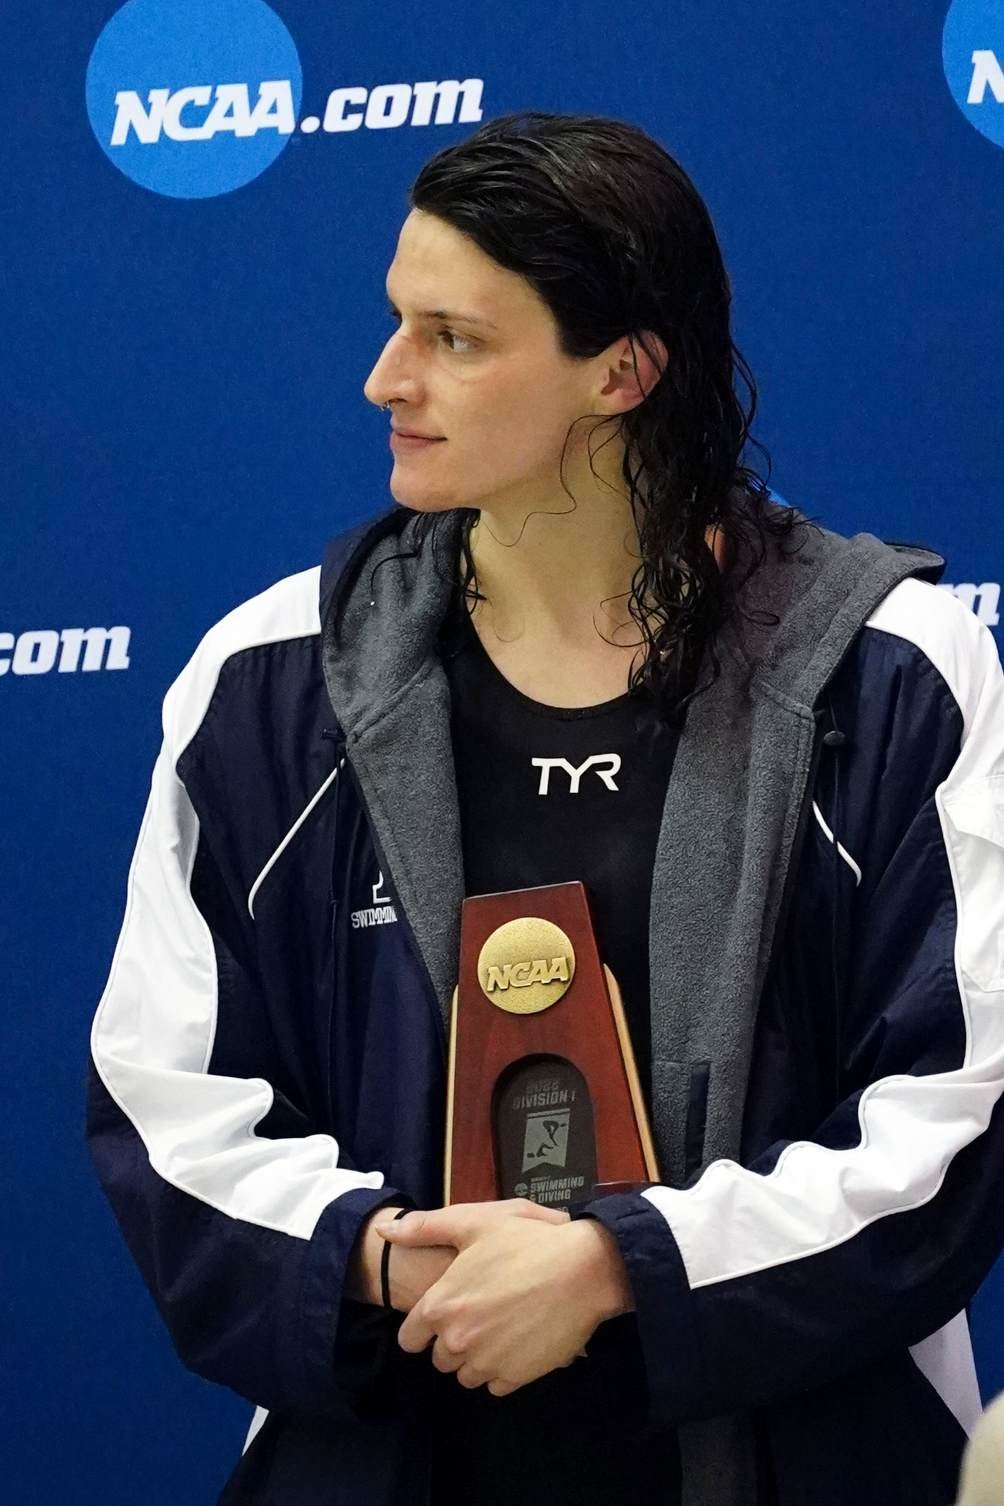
[86,633,406,1419]
[573,585,1004,1426]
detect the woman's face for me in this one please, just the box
[363,209,622,517]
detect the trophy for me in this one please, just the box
[444,881,659,1211]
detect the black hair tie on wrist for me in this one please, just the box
[381,1208,411,1310]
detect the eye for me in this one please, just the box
[438,329,477,354]
[385,305,477,354]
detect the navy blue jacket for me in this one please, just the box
[87,504,1004,1504]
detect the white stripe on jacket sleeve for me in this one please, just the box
[90,566,384,1240]
[641,578,1004,1289]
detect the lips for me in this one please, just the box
[390,432,445,451]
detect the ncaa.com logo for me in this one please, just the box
[85,0,484,199]
[1,627,131,677]
[943,0,1004,150]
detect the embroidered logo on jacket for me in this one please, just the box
[350,871,398,929]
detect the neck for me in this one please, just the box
[458,464,731,708]
[462,431,731,661]
[469,498,644,649]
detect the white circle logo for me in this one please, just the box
[86,0,303,199]
[943,0,1004,151]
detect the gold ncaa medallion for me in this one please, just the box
[477,917,576,1015]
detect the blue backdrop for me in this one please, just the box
[3,1,1002,1500]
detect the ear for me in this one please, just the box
[598,329,668,411]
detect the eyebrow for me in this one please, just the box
[385,286,498,331]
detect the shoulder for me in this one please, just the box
[861,577,999,733]
[162,564,322,760]
[826,579,1004,850]
[826,577,1001,740]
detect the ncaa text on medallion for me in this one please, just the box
[485,956,571,992]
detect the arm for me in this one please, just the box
[86,645,408,1418]
[347,1206,464,1308]
[571,587,1004,1424]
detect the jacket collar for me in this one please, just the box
[319,501,945,724]
[320,507,467,1022]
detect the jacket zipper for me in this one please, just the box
[330,738,449,1064]
[321,726,348,1133]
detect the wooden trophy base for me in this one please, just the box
[445,882,659,1210]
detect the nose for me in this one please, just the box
[363,329,422,410]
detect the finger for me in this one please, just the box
[456,1362,488,1390]
[375,1207,474,1248]
[431,1334,466,1374]
[487,1377,519,1397]
[396,1306,436,1354]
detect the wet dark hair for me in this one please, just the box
[395,110,804,721]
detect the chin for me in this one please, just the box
[388,480,464,514]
